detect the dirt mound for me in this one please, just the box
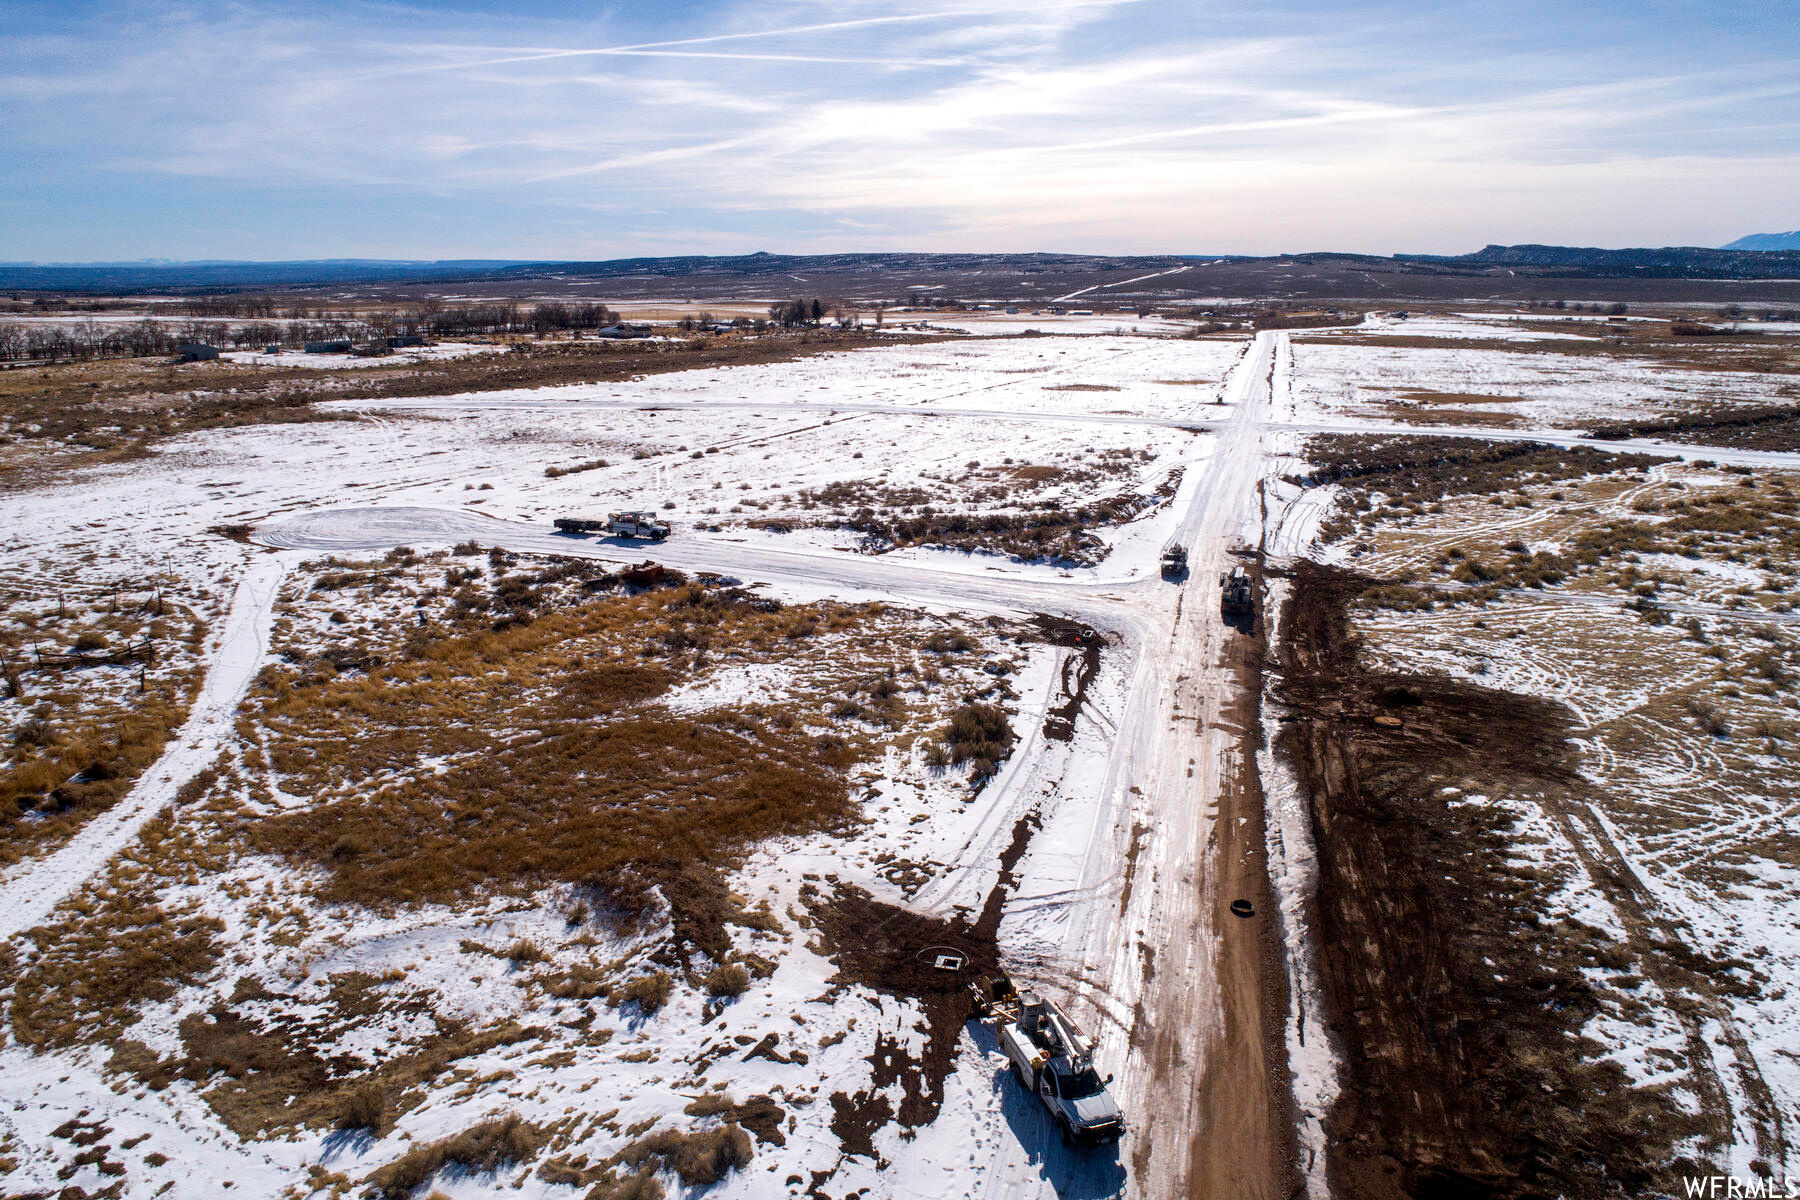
[1276,561,1703,1198]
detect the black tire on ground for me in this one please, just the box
[1059,1119,1073,1147]
[1011,1061,1028,1087]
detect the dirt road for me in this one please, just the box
[1050,332,1290,1200]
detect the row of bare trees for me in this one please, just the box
[0,318,189,363]
[0,301,627,362]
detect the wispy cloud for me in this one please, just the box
[1,0,1797,258]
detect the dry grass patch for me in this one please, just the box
[367,1112,547,1199]
[0,583,209,866]
[9,858,223,1047]
[240,580,905,955]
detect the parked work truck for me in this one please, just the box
[1220,565,1253,616]
[1160,541,1188,580]
[554,511,671,540]
[971,974,1124,1145]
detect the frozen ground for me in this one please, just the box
[0,325,1283,1200]
[1284,313,1800,433]
[4,313,1799,1200]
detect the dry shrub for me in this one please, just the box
[366,1112,545,1199]
[613,972,672,1015]
[334,1080,389,1133]
[943,702,1014,766]
[504,938,548,965]
[614,1125,752,1187]
[703,964,751,998]
[682,1094,786,1147]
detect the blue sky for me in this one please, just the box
[3,0,1798,260]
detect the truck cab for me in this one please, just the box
[1032,1056,1123,1144]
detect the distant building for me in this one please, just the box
[304,339,352,354]
[175,343,219,361]
[595,323,653,340]
[387,334,426,348]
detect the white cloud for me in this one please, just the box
[3,0,1798,257]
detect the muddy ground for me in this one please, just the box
[1273,562,1707,1199]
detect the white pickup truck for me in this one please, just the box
[605,511,671,540]
[553,511,671,540]
[972,974,1124,1145]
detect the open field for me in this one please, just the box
[1270,430,1800,1195]
[1288,314,1800,438]
[2,301,1799,1200]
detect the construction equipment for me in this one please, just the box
[970,974,1124,1146]
[1220,565,1253,616]
[1160,541,1188,580]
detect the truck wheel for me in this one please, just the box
[1059,1119,1073,1147]
[1011,1061,1028,1087]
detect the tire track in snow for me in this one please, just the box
[0,552,292,941]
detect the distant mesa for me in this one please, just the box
[1724,230,1800,252]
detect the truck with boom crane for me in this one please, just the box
[970,974,1124,1145]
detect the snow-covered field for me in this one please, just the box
[1310,452,1800,1178]
[1283,313,1799,432]
[218,341,500,370]
[0,325,1253,1200]
[4,312,1797,1199]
